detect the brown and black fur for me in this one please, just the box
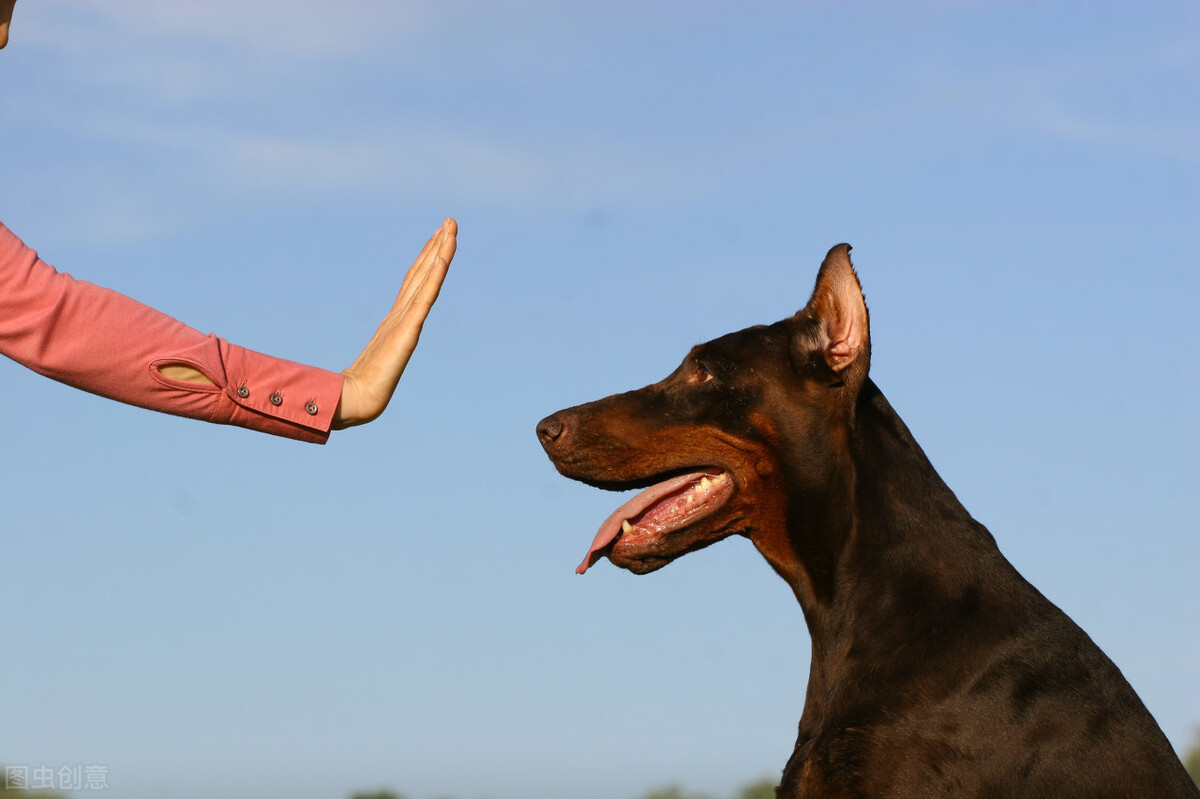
[536,245,1197,798]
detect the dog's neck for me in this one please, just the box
[756,379,1022,712]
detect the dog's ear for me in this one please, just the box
[794,243,870,382]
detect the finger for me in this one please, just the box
[391,225,446,312]
[436,216,458,266]
[359,219,456,371]
[392,218,456,313]
[377,255,449,360]
[400,246,451,329]
[416,220,455,309]
[398,221,455,321]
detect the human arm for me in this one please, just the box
[0,221,343,442]
[0,218,456,442]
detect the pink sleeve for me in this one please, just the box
[0,222,344,444]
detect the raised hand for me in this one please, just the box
[332,217,457,429]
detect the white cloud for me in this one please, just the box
[204,122,723,211]
[1025,97,1198,161]
[915,53,1200,162]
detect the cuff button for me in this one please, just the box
[237,386,250,398]
[270,392,283,406]
[305,402,319,415]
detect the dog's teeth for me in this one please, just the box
[622,519,633,534]
[701,476,712,491]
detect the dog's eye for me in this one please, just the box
[690,364,714,385]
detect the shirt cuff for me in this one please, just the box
[214,341,344,444]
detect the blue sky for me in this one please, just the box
[1,2,1197,798]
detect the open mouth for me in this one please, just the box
[576,469,734,574]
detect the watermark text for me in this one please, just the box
[5,764,109,791]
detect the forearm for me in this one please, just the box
[0,222,343,443]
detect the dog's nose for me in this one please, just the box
[536,413,565,446]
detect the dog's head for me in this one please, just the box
[537,244,871,577]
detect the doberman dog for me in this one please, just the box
[537,245,1198,798]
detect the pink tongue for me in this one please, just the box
[576,470,714,574]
